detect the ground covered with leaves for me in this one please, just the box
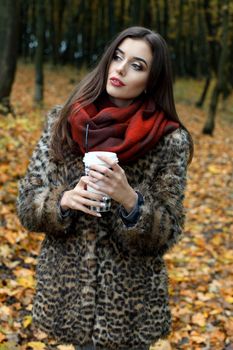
[0,64,232,350]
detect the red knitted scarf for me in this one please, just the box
[68,95,180,164]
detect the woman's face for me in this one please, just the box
[106,38,153,107]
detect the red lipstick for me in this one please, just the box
[110,77,126,87]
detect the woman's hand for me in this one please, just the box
[88,155,138,213]
[60,176,105,217]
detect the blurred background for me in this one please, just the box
[1,0,233,132]
[0,1,232,350]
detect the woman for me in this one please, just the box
[17,26,193,350]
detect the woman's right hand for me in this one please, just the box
[60,176,104,217]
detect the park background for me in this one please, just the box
[0,0,232,349]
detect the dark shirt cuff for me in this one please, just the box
[59,205,71,218]
[118,191,144,227]
[58,190,71,219]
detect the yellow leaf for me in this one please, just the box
[33,330,48,340]
[197,292,215,301]
[191,334,208,343]
[150,340,172,350]
[0,341,18,350]
[222,250,233,262]
[208,165,220,174]
[0,305,13,319]
[14,267,34,277]
[26,342,46,350]
[16,276,35,289]
[209,305,223,315]
[24,256,37,265]
[0,333,6,342]
[23,315,32,328]
[211,236,222,246]
[191,313,206,327]
[224,296,233,304]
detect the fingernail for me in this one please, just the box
[96,213,102,217]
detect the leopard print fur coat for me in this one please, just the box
[17,106,190,349]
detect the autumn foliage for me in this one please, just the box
[0,64,232,350]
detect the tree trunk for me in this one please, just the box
[203,0,229,135]
[196,0,208,77]
[34,0,45,104]
[196,75,211,107]
[0,0,20,114]
[203,0,218,74]
[119,0,125,28]
[108,0,115,38]
[49,0,56,65]
[57,0,66,64]
[186,0,195,76]
[163,0,169,39]
[154,0,161,33]
[140,0,149,27]
[19,0,30,61]
[83,0,92,65]
[30,0,36,62]
[50,0,65,65]
[195,0,212,105]
[175,0,185,76]
[129,0,141,25]
[203,83,220,134]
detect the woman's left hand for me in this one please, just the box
[87,155,138,213]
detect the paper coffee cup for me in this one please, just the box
[83,151,118,212]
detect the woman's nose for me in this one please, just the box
[116,61,126,76]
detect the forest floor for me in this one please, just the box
[0,63,232,350]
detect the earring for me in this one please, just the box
[144,89,147,94]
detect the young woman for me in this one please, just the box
[17,26,193,350]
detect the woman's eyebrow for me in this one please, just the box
[116,47,148,67]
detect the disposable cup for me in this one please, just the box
[83,151,118,212]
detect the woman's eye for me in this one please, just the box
[113,54,122,61]
[132,63,142,71]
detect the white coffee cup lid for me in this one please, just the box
[83,151,118,166]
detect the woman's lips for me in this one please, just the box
[110,77,126,87]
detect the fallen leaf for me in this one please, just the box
[26,342,46,350]
[192,313,206,327]
[23,315,32,328]
[0,333,6,342]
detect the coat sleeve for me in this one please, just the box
[112,128,190,256]
[16,106,79,235]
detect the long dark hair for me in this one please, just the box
[51,26,193,163]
